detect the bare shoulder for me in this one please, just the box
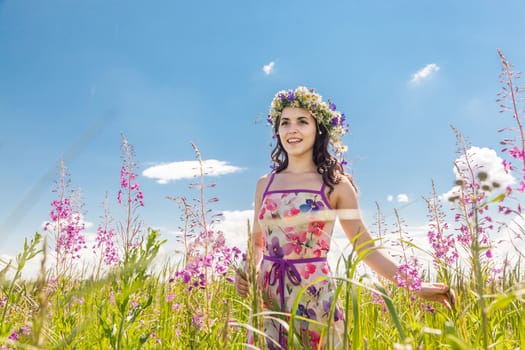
[256,173,272,191]
[254,173,273,202]
[332,174,359,209]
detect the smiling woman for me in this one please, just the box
[277,107,317,160]
[234,86,455,349]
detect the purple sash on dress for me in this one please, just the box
[262,255,327,348]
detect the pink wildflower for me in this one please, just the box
[395,260,422,292]
[508,146,524,160]
[8,331,19,341]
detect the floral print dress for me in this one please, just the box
[250,173,345,349]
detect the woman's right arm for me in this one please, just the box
[250,176,267,270]
[235,175,268,297]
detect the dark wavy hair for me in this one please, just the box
[270,115,347,196]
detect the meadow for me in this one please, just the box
[1,50,524,349]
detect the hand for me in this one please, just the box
[234,268,249,297]
[417,282,456,311]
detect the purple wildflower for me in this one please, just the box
[192,314,204,329]
[166,293,175,302]
[395,260,422,292]
[20,325,31,336]
[44,162,87,268]
[372,290,387,313]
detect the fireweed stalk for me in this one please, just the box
[448,128,501,350]
[169,143,242,336]
[369,202,390,314]
[117,134,144,263]
[496,49,525,258]
[92,192,120,279]
[423,180,459,287]
[43,161,87,278]
[392,209,423,294]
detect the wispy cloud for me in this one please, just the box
[263,61,275,75]
[143,160,243,184]
[410,63,440,83]
[387,194,409,203]
[396,194,409,203]
[442,146,515,200]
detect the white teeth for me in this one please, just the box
[287,138,301,144]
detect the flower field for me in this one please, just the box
[1,51,524,350]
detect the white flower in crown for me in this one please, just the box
[267,86,350,160]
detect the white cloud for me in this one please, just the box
[263,61,275,75]
[396,194,409,203]
[410,63,440,83]
[442,146,515,200]
[216,210,254,251]
[387,194,408,203]
[142,160,243,184]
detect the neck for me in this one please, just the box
[283,155,317,174]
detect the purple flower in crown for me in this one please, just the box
[268,86,350,163]
[266,114,273,126]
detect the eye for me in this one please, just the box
[280,120,288,126]
[299,117,310,124]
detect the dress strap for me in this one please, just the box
[262,172,276,196]
[320,181,326,194]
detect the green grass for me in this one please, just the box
[0,228,523,349]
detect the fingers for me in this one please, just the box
[234,271,249,297]
[442,296,452,311]
[434,285,456,312]
[419,283,456,312]
[445,287,456,310]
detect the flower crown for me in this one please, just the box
[267,86,349,160]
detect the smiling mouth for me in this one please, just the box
[287,138,302,144]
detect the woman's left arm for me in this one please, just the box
[334,176,455,310]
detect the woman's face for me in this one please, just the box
[277,107,317,159]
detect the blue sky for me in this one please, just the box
[1,0,525,265]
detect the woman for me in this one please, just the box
[235,86,454,349]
